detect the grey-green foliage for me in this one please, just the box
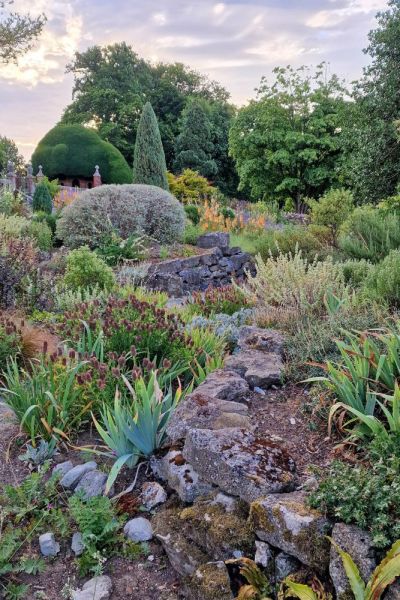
[133,102,169,191]
[341,259,374,288]
[364,250,400,306]
[186,309,253,349]
[56,184,185,248]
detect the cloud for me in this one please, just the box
[0,0,391,160]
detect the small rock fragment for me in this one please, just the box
[255,541,273,569]
[71,576,112,600]
[60,461,97,490]
[141,481,167,509]
[124,517,153,542]
[275,552,301,582]
[39,532,60,557]
[71,532,85,556]
[74,470,108,499]
[52,461,73,478]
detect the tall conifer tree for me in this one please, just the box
[133,102,169,190]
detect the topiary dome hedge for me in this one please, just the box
[56,184,186,248]
[31,124,132,184]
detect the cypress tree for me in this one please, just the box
[133,102,169,190]
[174,100,217,179]
[32,182,52,214]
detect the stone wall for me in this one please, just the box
[145,232,254,296]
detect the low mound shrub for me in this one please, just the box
[365,249,400,305]
[56,184,186,248]
[253,225,326,261]
[307,188,354,236]
[339,207,400,262]
[63,247,115,292]
[341,259,374,288]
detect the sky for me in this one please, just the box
[0,0,390,162]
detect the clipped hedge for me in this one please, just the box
[56,184,186,248]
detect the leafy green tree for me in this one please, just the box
[174,100,217,178]
[133,102,168,190]
[0,0,46,63]
[343,1,400,203]
[62,44,230,169]
[31,124,132,184]
[0,136,25,175]
[229,64,347,209]
[32,183,52,214]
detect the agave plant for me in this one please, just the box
[93,372,183,493]
[284,538,400,600]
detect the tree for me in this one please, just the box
[0,0,46,63]
[229,64,348,209]
[62,44,230,168]
[31,124,132,184]
[343,1,400,203]
[174,100,217,179]
[133,102,169,190]
[0,136,25,175]
[32,182,52,214]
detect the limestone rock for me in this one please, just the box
[194,369,250,402]
[211,492,238,513]
[225,350,283,389]
[39,532,60,557]
[178,495,255,561]
[71,576,112,600]
[141,481,167,509]
[183,428,296,503]
[153,508,209,577]
[386,580,400,600]
[182,562,234,600]
[166,391,250,442]
[74,470,108,499]
[60,461,97,490]
[250,491,331,572]
[330,523,376,600]
[124,517,153,542]
[52,461,73,478]
[150,449,212,503]
[197,232,230,250]
[275,552,301,582]
[237,326,284,354]
[71,532,85,556]
[255,541,274,569]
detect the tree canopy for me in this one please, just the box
[0,0,46,63]
[133,102,169,190]
[229,64,348,208]
[31,124,132,184]
[0,136,25,175]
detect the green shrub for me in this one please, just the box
[0,213,29,238]
[0,319,21,373]
[0,189,23,215]
[167,168,216,204]
[184,204,200,225]
[27,221,53,251]
[307,188,354,235]
[341,259,374,288]
[32,210,58,235]
[254,225,324,262]
[182,221,202,245]
[309,433,400,548]
[133,102,169,191]
[339,207,400,262]
[365,250,400,306]
[56,184,185,248]
[95,232,146,266]
[63,247,115,292]
[32,182,52,214]
[185,285,251,318]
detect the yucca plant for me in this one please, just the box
[93,372,183,493]
[284,538,400,600]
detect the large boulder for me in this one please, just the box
[329,523,376,600]
[166,392,250,442]
[237,326,284,354]
[249,491,332,572]
[197,232,230,250]
[183,428,296,503]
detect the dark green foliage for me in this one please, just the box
[309,434,400,548]
[133,102,169,190]
[95,233,146,266]
[32,210,58,235]
[339,207,400,262]
[341,259,373,288]
[184,204,200,225]
[32,182,52,214]
[31,124,132,184]
[229,64,347,208]
[0,136,25,175]
[344,1,400,203]
[174,100,217,178]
